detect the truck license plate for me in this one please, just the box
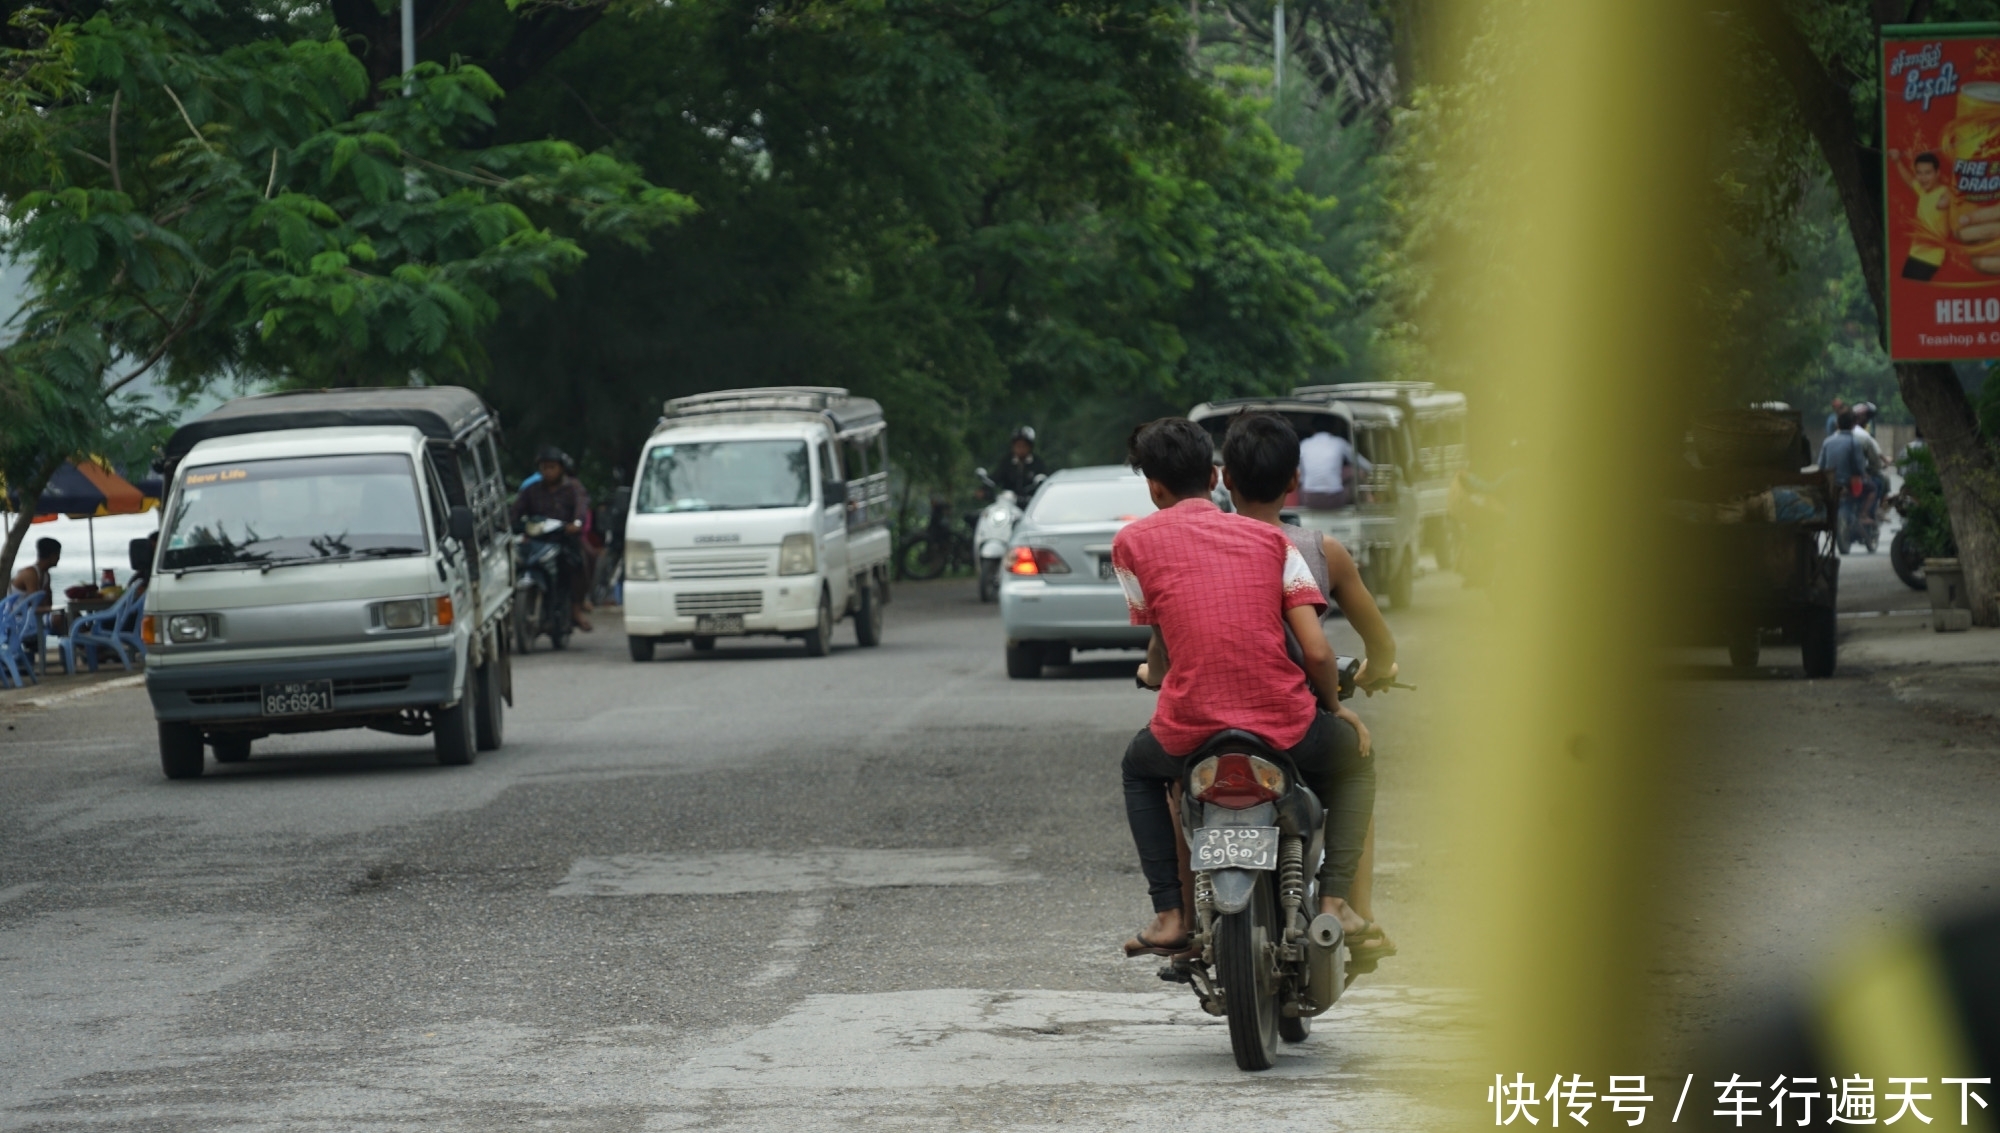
[1191,826,1280,871]
[695,614,745,635]
[262,680,333,717]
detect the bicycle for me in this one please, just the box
[897,497,977,580]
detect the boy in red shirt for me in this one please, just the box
[1113,418,1374,955]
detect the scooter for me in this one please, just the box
[973,468,1041,603]
[1150,657,1404,1071]
[513,516,573,652]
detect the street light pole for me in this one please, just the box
[401,0,416,90]
[1273,3,1284,97]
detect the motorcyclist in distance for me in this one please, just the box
[992,426,1051,498]
[512,445,594,632]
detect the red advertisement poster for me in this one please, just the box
[1882,27,2000,360]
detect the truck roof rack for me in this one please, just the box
[659,386,885,436]
[161,386,496,471]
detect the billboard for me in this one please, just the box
[1882,24,2000,360]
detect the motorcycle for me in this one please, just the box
[1836,476,1881,556]
[972,468,1042,603]
[513,516,573,652]
[1151,657,1401,1071]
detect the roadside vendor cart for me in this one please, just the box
[1674,409,1839,677]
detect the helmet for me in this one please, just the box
[536,445,570,467]
[1011,426,1037,445]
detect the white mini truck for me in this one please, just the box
[144,388,514,778]
[622,387,892,660]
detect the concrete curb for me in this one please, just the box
[3,674,145,711]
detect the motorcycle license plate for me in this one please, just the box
[1191,826,1280,871]
[262,680,333,717]
[1098,558,1115,580]
[695,614,745,635]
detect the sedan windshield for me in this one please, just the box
[636,440,811,513]
[1026,478,1157,525]
[162,454,428,570]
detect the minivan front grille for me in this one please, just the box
[333,675,410,697]
[675,591,763,616]
[663,553,770,580]
[186,685,259,706]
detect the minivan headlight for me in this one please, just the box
[167,614,211,643]
[625,539,657,581]
[779,532,816,576]
[380,599,427,629]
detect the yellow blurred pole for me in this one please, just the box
[1427,0,1710,1100]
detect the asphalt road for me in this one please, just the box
[0,575,1472,1131]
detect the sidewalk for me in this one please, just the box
[1837,550,2000,720]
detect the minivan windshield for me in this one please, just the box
[1026,477,1158,525]
[162,454,428,571]
[636,440,811,513]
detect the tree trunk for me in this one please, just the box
[1900,361,2000,622]
[1742,0,2000,623]
[0,458,61,585]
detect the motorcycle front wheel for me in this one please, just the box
[514,589,541,654]
[1215,873,1281,1071]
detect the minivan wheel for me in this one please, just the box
[628,635,656,662]
[211,734,252,763]
[691,636,716,652]
[1388,549,1415,611]
[1005,641,1043,679]
[802,592,834,657]
[434,681,477,766]
[159,721,205,779]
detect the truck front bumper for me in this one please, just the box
[146,645,460,727]
[622,579,824,638]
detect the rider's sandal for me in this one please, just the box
[1123,929,1194,957]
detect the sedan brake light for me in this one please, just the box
[1006,546,1070,575]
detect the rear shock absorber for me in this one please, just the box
[1278,836,1306,938]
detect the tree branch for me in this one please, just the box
[103,287,200,397]
[107,89,121,193]
[160,84,207,148]
[265,148,279,198]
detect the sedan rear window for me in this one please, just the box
[1026,478,1157,525]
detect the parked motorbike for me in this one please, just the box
[972,468,1043,602]
[513,516,573,652]
[1149,657,1403,1071]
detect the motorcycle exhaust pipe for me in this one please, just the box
[1304,914,1345,1013]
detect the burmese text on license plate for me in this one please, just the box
[696,614,745,635]
[1191,826,1279,871]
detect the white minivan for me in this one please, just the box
[621,387,892,660]
[144,389,514,778]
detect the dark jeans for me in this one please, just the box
[1122,710,1373,913]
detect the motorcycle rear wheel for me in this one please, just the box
[515,590,541,654]
[1891,529,1927,590]
[900,535,950,581]
[1215,874,1281,1071]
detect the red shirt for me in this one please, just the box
[1111,499,1326,756]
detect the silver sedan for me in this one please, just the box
[998,466,1157,678]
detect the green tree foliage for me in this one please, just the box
[0,4,690,575]
[438,0,1343,485]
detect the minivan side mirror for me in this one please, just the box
[448,505,481,583]
[822,479,849,506]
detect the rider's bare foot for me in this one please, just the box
[1124,907,1190,955]
[572,607,594,632]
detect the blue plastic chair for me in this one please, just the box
[62,578,147,674]
[0,593,40,689]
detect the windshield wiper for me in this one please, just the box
[258,549,418,572]
[170,559,272,576]
[352,546,426,558]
